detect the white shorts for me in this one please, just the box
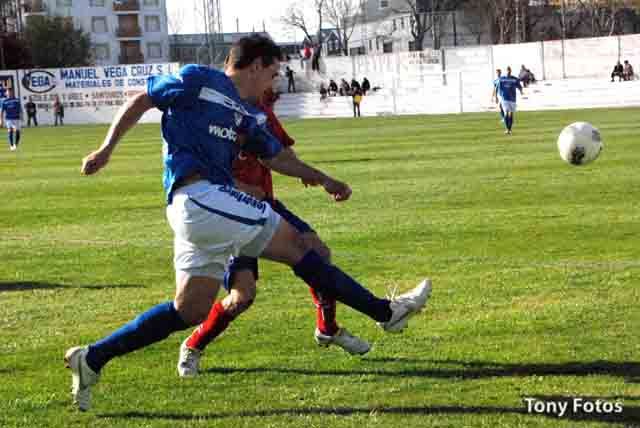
[166,180,281,281]
[500,100,517,113]
[5,119,20,130]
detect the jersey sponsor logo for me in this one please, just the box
[218,185,266,213]
[209,124,238,141]
[22,70,57,94]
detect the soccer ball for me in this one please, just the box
[557,122,603,166]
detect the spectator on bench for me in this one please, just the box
[319,83,328,101]
[623,60,634,81]
[361,77,371,95]
[339,79,350,96]
[328,79,338,96]
[518,65,535,88]
[611,61,624,82]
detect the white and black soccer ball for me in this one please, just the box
[557,122,603,166]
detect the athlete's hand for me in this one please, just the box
[322,178,352,202]
[81,148,111,175]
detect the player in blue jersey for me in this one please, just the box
[65,35,432,411]
[496,66,523,135]
[491,68,504,123]
[0,87,23,151]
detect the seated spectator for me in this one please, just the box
[350,78,361,93]
[361,77,371,95]
[328,79,338,96]
[623,60,634,81]
[518,65,535,87]
[339,79,351,96]
[611,61,624,82]
[319,83,328,101]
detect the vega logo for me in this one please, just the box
[22,70,57,94]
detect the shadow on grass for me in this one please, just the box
[427,359,640,382]
[313,156,413,164]
[101,403,639,424]
[0,282,144,292]
[201,360,640,382]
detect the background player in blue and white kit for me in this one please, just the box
[497,66,523,135]
[66,35,431,412]
[491,68,504,123]
[0,87,23,151]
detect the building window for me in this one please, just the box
[56,0,72,6]
[383,41,393,53]
[91,16,108,33]
[400,17,405,29]
[144,15,160,32]
[147,42,162,58]
[392,19,397,32]
[143,0,159,6]
[369,39,373,51]
[408,40,415,51]
[379,0,388,8]
[90,0,104,6]
[93,43,110,60]
[375,38,379,51]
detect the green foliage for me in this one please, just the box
[0,110,638,427]
[23,16,92,68]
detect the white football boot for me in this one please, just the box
[315,328,371,355]
[177,338,202,377]
[378,279,432,333]
[65,346,100,411]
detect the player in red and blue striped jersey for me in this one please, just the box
[177,90,370,377]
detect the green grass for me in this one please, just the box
[0,109,638,428]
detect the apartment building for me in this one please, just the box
[20,0,169,65]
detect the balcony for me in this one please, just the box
[116,25,141,38]
[119,52,144,64]
[113,0,139,12]
[22,0,47,14]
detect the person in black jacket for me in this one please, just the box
[25,97,38,127]
[611,61,624,82]
[361,77,371,95]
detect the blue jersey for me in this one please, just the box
[1,97,22,120]
[147,64,283,203]
[498,76,522,103]
[493,78,502,99]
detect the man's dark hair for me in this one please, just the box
[226,34,282,70]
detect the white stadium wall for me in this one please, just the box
[15,63,179,125]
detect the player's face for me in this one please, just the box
[254,60,280,98]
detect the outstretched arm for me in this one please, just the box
[81,92,155,175]
[261,147,351,202]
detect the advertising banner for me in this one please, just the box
[17,63,179,125]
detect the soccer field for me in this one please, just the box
[1,109,638,428]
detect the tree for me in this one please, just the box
[281,0,325,68]
[323,0,361,55]
[396,0,466,51]
[0,34,31,69]
[23,16,92,68]
[576,0,624,37]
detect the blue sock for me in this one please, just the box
[506,115,513,131]
[15,131,20,146]
[8,130,13,146]
[293,250,392,322]
[85,301,188,373]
